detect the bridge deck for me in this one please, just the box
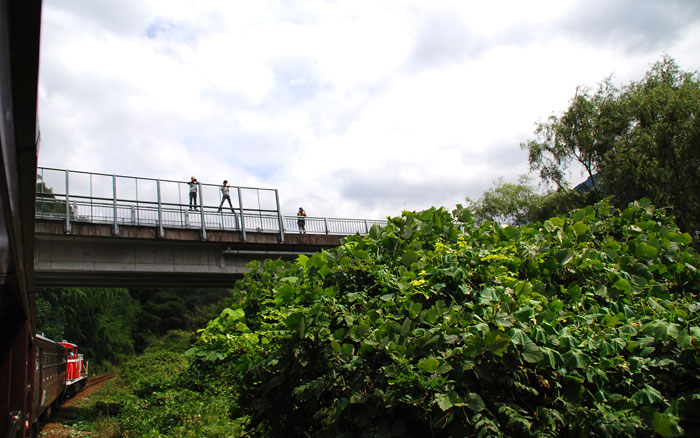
[34,218,346,288]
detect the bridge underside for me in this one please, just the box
[35,270,245,288]
[34,220,343,288]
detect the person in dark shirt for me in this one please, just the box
[297,207,307,233]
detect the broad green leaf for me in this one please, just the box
[464,392,486,411]
[514,307,534,322]
[571,221,588,235]
[502,226,519,240]
[676,330,693,349]
[563,375,584,402]
[566,283,581,301]
[409,302,422,319]
[340,343,355,360]
[435,393,452,411]
[421,308,438,324]
[635,242,658,260]
[613,278,632,295]
[285,312,304,330]
[632,384,664,405]
[221,307,245,321]
[484,331,509,355]
[650,411,683,438]
[668,232,692,245]
[275,284,296,305]
[510,329,529,346]
[309,252,325,268]
[561,348,588,369]
[521,341,544,363]
[296,253,309,267]
[595,285,609,298]
[402,250,419,267]
[541,347,560,368]
[555,249,573,266]
[380,293,395,302]
[417,357,440,372]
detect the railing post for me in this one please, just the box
[112,175,119,235]
[156,179,164,238]
[199,183,206,240]
[275,189,284,242]
[237,186,246,242]
[135,178,140,225]
[364,219,369,234]
[324,217,329,235]
[64,170,71,233]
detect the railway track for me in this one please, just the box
[85,372,117,388]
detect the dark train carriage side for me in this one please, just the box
[0,0,43,436]
[32,334,66,421]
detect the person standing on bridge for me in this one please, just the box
[297,207,307,233]
[218,180,235,213]
[188,176,199,210]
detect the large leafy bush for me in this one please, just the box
[192,199,700,437]
[95,331,247,437]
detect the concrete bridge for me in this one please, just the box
[34,167,387,288]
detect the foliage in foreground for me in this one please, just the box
[94,331,246,438]
[192,199,700,437]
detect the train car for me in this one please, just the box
[59,341,88,397]
[32,334,67,426]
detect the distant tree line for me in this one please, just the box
[35,287,232,370]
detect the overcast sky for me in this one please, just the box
[37,0,700,220]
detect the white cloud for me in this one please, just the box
[38,0,700,220]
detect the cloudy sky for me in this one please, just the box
[37,0,700,220]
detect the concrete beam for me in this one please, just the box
[34,220,344,288]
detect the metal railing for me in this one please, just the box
[35,167,387,241]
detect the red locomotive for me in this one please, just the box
[27,333,88,434]
[59,340,88,396]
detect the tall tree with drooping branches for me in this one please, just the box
[523,56,700,233]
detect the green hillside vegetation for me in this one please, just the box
[87,331,246,437]
[36,287,232,371]
[180,199,700,437]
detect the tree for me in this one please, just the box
[523,56,700,233]
[466,176,539,225]
[522,78,627,191]
[602,58,700,232]
[36,288,140,366]
[467,177,590,225]
[36,175,73,216]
